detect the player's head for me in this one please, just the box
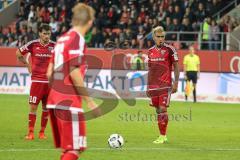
[189,46,195,54]
[38,24,51,44]
[71,3,95,32]
[152,26,165,46]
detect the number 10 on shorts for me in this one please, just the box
[29,96,37,104]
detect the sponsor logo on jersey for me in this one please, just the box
[35,53,52,57]
[48,47,54,51]
[150,58,165,61]
[161,50,166,55]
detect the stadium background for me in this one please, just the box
[0,1,240,160]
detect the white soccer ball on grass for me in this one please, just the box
[108,134,124,149]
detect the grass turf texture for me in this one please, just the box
[0,94,240,160]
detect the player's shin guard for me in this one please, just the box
[40,110,49,133]
[157,112,168,136]
[62,152,79,160]
[28,113,36,133]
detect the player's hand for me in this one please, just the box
[146,91,151,97]
[172,81,178,94]
[146,86,151,97]
[87,100,102,117]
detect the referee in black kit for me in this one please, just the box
[183,46,200,103]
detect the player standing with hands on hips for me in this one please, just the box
[46,3,101,160]
[16,24,55,140]
[147,26,179,144]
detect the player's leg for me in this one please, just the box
[188,72,197,102]
[57,110,86,160]
[185,72,190,101]
[185,80,189,101]
[153,106,168,144]
[61,150,80,160]
[25,104,38,140]
[25,82,42,140]
[48,109,65,159]
[192,72,198,103]
[156,106,168,136]
[152,89,171,144]
[39,102,48,139]
[49,109,61,147]
[39,84,50,139]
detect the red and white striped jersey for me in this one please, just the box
[47,29,87,111]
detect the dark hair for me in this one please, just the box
[39,23,51,32]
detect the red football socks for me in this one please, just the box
[28,113,36,133]
[40,110,49,133]
[157,112,169,135]
[62,152,79,160]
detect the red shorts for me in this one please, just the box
[29,82,49,105]
[49,109,86,151]
[149,88,172,107]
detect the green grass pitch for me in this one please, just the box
[0,94,240,160]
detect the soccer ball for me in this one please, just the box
[108,134,124,148]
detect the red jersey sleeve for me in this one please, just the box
[19,41,33,55]
[66,36,86,67]
[147,49,152,68]
[168,46,178,62]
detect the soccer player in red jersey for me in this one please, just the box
[46,3,100,160]
[147,26,179,144]
[16,24,55,140]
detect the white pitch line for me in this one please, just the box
[0,148,240,152]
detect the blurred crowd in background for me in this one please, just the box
[0,0,239,50]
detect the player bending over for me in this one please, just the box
[16,24,55,140]
[147,26,179,144]
[46,3,100,160]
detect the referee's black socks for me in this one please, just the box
[193,88,196,103]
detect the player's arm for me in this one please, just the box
[183,56,187,80]
[47,52,55,83]
[197,64,200,79]
[172,61,179,93]
[16,49,31,74]
[197,57,200,79]
[69,66,101,116]
[169,46,179,93]
[16,49,28,65]
[47,62,54,83]
[183,64,187,79]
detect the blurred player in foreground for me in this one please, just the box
[46,3,100,160]
[16,24,55,140]
[147,26,179,144]
[183,46,200,102]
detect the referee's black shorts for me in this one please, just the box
[186,71,198,84]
